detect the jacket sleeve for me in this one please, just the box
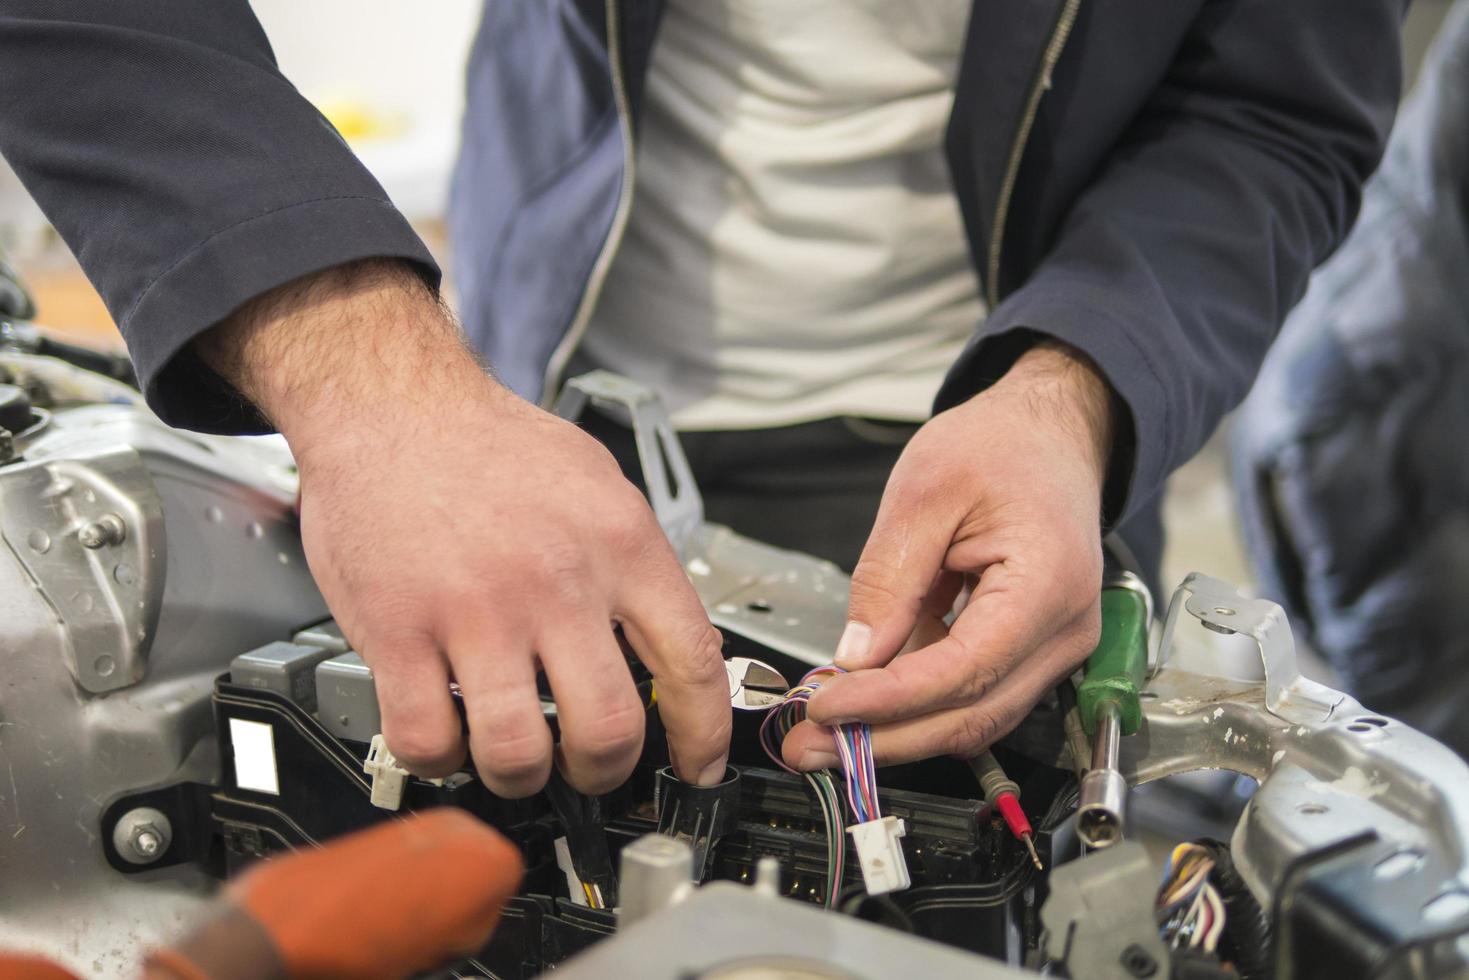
[936,0,1405,526]
[0,1,439,432]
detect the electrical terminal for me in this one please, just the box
[848,815,911,896]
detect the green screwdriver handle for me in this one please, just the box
[1077,585,1151,736]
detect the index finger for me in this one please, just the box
[615,546,732,786]
[806,566,1055,727]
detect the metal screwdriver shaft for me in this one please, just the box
[1077,698,1127,847]
[1075,576,1151,849]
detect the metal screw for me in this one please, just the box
[78,513,126,549]
[112,806,172,866]
[1120,944,1158,978]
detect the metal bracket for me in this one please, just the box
[553,371,703,559]
[1157,572,1341,724]
[0,446,165,692]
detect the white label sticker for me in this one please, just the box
[229,718,280,795]
[553,836,588,906]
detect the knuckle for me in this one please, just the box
[848,557,910,612]
[1063,565,1103,611]
[944,634,1006,700]
[660,623,727,691]
[564,700,645,767]
[1072,604,1103,650]
[964,660,1006,702]
[677,697,733,768]
[944,707,1002,756]
[578,433,622,472]
[880,471,937,517]
[524,545,601,611]
[384,725,457,770]
[471,720,550,784]
[604,495,661,556]
[353,592,434,642]
[358,627,439,674]
[532,538,588,585]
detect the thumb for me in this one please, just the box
[838,494,957,670]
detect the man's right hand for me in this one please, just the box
[198,260,731,797]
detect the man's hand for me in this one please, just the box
[781,342,1113,769]
[199,261,731,797]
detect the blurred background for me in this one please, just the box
[0,0,1458,688]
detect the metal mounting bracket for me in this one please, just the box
[0,446,165,692]
[553,371,703,559]
[1157,572,1341,724]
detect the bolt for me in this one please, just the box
[131,827,162,858]
[112,806,172,866]
[78,513,126,549]
[1120,944,1158,978]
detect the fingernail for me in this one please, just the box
[696,760,730,787]
[833,621,872,667]
[798,748,840,771]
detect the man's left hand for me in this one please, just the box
[781,341,1114,769]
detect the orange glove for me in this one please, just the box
[0,954,79,980]
[146,808,522,980]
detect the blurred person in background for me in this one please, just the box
[1233,0,1469,757]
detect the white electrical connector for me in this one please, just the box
[848,816,911,895]
[363,734,409,811]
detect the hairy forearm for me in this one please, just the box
[195,260,501,460]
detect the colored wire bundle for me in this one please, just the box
[759,666,882,823]
[803,769,846,907]
[760,665,881,906]
[1157,842,1227,953]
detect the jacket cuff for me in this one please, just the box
[123,196,440,435]
[934,286,1169,529]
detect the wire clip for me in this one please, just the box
[363,734,410,811]
[848,816,911,895]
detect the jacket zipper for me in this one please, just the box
[985,0,1080,309]
[548,0,1075,394]
[540,0,639,406]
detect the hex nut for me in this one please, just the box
[112,806,172,865]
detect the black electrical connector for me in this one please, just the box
[543,769,619,908]
[654,765,741,881]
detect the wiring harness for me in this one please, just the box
[760,665,908,899]
[1158,838,1271,979]
[760,667,879,819]
[1157,841,1227,954]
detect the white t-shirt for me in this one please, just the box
[580,0,985,429]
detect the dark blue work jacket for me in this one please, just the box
[0,0,1405,580]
